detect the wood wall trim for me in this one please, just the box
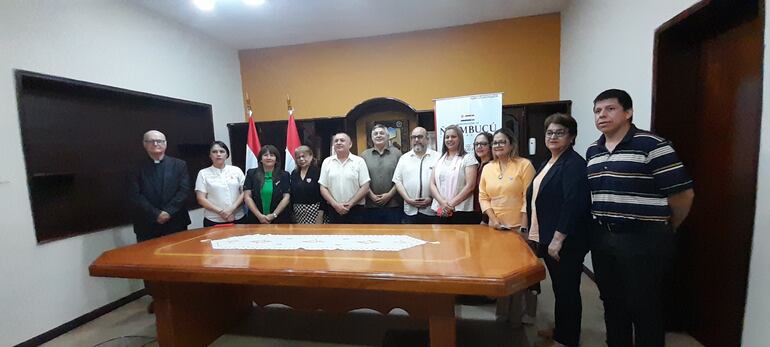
[14,289,147,347]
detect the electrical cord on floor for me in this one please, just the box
[91,335,155,347]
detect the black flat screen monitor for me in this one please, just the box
[15,70,214,243]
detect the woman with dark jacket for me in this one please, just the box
[526,113,591,347]
[243,145,291,224]
[290,145,324,224]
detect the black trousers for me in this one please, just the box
[240,211,290,224]
[436,211,481,224]
[203,217,245,227]
[542,239,587,346]
[590,221,674,347]
[402,212,441,224]
[136,222,188,295]
[327,205,365,224]
[135,223,187,242]
[365,206,403,224]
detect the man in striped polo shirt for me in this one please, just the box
[587,89,694,347]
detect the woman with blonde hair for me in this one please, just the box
[478,127,538,325]
[290,145,324,224]
[479,128,535,230]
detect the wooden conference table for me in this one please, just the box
[90,224,545,347]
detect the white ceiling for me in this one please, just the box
[136,0,568,50]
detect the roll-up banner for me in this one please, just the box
[434,92,502,153]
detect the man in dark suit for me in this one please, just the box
[129,130,191,242]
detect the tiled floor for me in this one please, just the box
[42,274,704,347]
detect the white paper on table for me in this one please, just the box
[210,234,430,251]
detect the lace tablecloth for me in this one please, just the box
[210,234,431,251]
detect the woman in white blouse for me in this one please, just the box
[429,125,479,224]
[195,141,245,226]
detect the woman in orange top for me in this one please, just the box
[478,127,537,325]
[478,128,535,229]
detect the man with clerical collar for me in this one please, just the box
[128,130,191,242]
[319,132,371,224]
[360,124,402,224]
[586,89,694,347]
[393,127,440,224]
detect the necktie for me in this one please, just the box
[418,155,426,198]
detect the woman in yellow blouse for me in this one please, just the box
[479,127,537,325]
[478,128,535,229]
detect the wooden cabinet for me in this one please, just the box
[420,101,572,169]
[228,100,571,172]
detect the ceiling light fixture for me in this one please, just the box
[243,0,266,6]
[193,0,216,11]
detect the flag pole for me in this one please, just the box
[245,93,254,118]
[245,93,261,171]
[284,94,301,173]
[287,94,293,115]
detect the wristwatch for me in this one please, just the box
[270,213,278,219]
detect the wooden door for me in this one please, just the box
[521,102,572,169]
[652,1,763,345]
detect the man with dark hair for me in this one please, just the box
[361,124,402,224]
[129,130,191,242]
[593,88,633,110]
[587,89,694,347]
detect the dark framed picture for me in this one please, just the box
[366,119,410,152]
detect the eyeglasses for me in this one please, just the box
[492,141,508,147]
[545,130,568,139]
[144,140,167,145]
[473,142,489,147]
[410,135,426,140]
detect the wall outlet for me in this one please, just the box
[529,138,536,155]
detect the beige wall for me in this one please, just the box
[0,1,243,344]
[240,14,561,120]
